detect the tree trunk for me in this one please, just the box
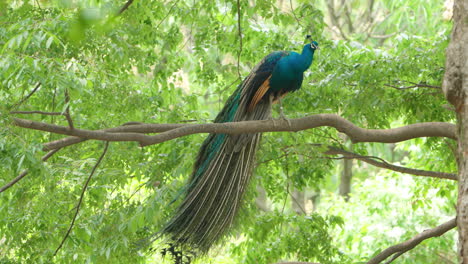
[255,186,269,212]
[291,189,306,214]
[442,0,468,262]
[339,158,352,201]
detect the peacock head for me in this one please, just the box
[310,41,319,50]
[305,35,319,51]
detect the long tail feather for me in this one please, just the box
[162,83,272,254]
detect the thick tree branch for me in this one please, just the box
[54,142,109,256]
[366,218,457,264]
[13,114,456,149]
[323,146,457,180]
[42,122,183,150]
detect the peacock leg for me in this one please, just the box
[268,94,279,127]
[278,98,286,118]
[278,98,292,128]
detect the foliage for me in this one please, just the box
[0,0,455,263]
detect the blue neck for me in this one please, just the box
[297,45,314,72]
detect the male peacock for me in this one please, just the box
[161,36,319,258]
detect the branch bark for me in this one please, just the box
[13,114,456,149]
[43,122,182,150]
[366,218,456,264]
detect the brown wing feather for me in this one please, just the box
[247,76,271,112]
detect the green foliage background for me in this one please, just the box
[0,0,456,263]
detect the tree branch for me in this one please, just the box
[326,0,349,40]
[10,111,63,115]
[236,0,243,78]
[64,89,74,129]
[155,0,178,31]
[0,148,60,193]
[274,262,320,264]
[366,218,457,264]
[42,122,184,150]
[118,0,134,15]
[384,83,442,90]
[289,0,303,26]
[13,114,456,149]
[323,146,457,180]
[11,82,41,110]
[53,142,109,256]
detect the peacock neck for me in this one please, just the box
[297,46,314,72]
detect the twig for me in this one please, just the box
[53,142,109,256]
[0,148,60,193]
[0,171,29,193]
[325,0,350,40]
[34,0,42,9]
[64,89,74,129]
[384,82,441,90]
[287,188,307,214]
[275,261,320,264]
[11,83,42,110]
[366,218,456,264]
[369,33,396,39]
[289,0,303,26]
[10,111,62,115]
[257,152,290,165]
[155,0,178,30]
[236,0,243,78]
[343,2,354,32]
[405,81,441,89]
[118,0,134,15]
[51,85,58,141]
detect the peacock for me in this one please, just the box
[160,36,319,259]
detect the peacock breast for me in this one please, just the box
[269,69,303,93]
